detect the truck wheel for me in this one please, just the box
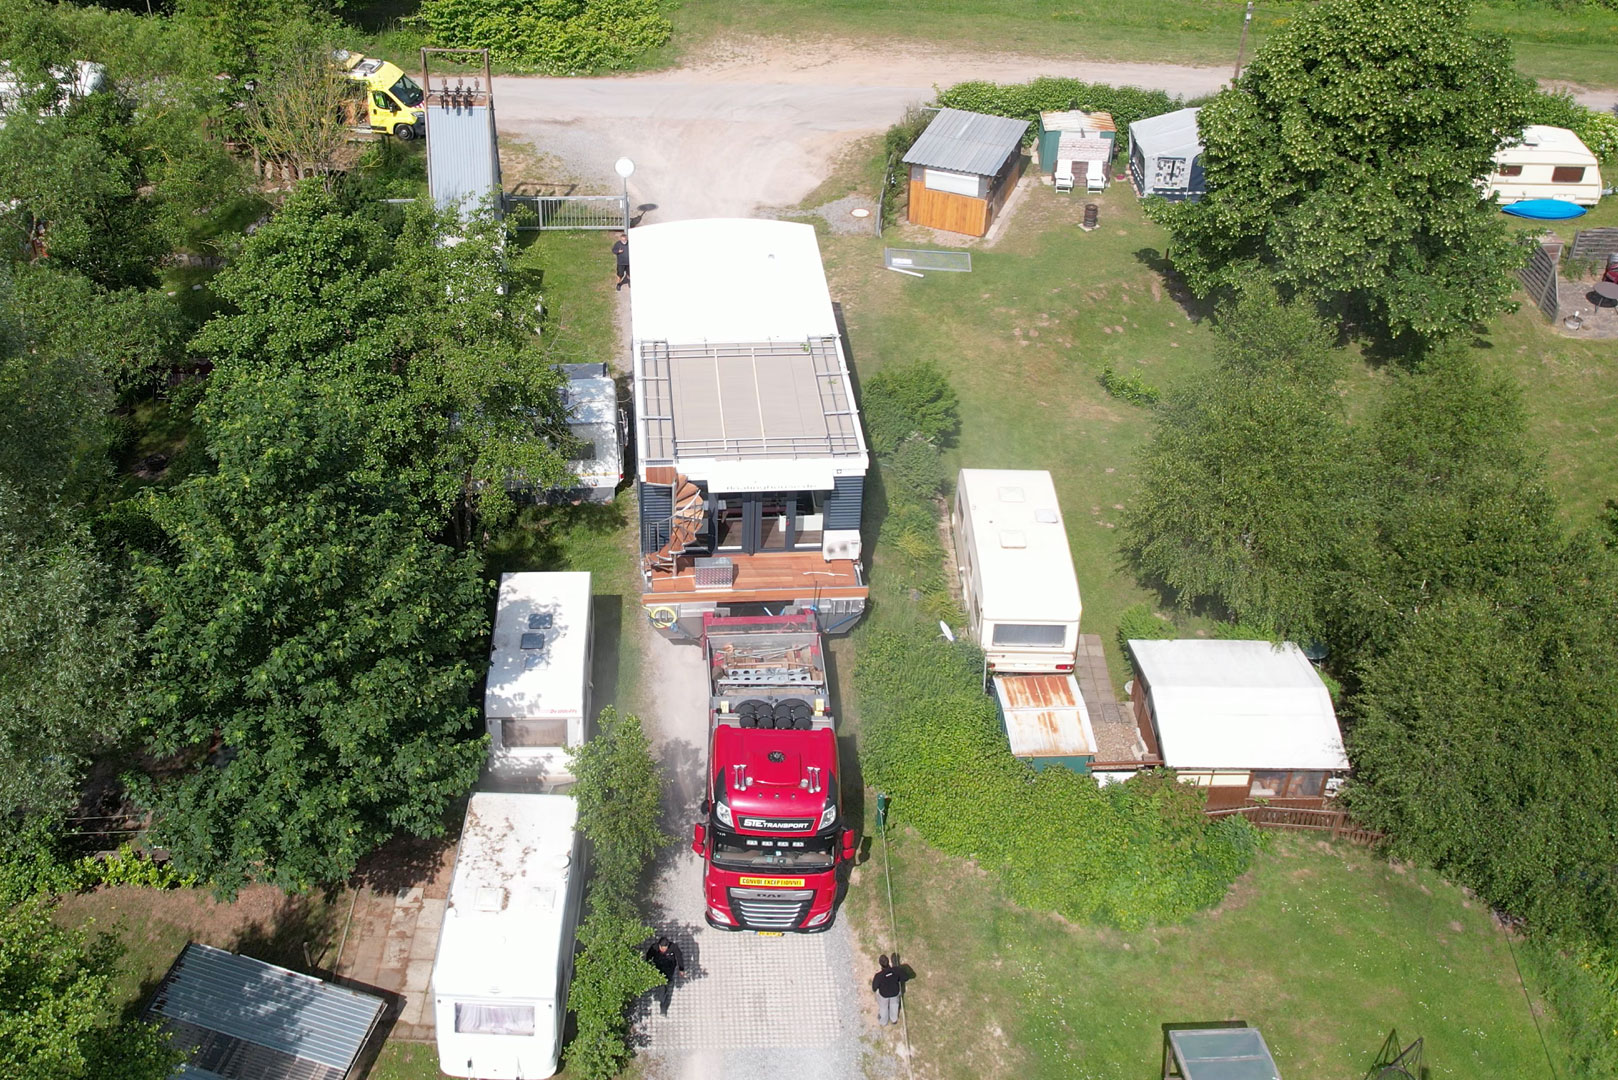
[393,123,417,141]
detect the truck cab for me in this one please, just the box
[692,613,856,932]
[335,50,425,140]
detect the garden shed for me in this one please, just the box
[1126,638,1349,809]
[903,107,1029,236]
[1128,107,1205,200]
[147,943,387,1080]
[1037,109,1116,190]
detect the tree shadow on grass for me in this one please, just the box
[1133,247,1217,324]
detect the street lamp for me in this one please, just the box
[614,157,635,230]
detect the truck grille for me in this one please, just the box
[727,888,815,930]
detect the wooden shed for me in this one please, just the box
[902,108,1029,237]
[1037,109,1116,188]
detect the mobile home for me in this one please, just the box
[630,219,870,641]
[483,572,592,788]
[557,362,623,503]
[433,793,583,1080]
[953,469,1096,771]
[1484,125,1603,207]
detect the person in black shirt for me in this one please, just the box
[871,954,903,1026]
[645,936,685,1015]
[612,232,630,290]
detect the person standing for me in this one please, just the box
[871,954,903,1026]
[645,936,685,1015]
[612,231,630,290]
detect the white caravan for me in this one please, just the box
[484,572,592,788]
[1484,125,1603,207]
[433,792,584,1080]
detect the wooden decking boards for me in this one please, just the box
[643,551,866,601]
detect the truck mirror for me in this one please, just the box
[839,828,857,863]
[691,822,707,856]
[699,798,711,815]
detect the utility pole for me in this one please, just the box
[1233,0,1254,83]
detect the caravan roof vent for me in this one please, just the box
[999,530,1027,548]
[1034,508,1059,524]
[528,612,554,630]
[475,886,506,912]
[997,486,1025,503]
[520,632,548,651]
[1522,129,1542,146]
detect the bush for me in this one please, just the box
[1115,602,1175,673]
[564,708,668,1080]
[879,105,933,225]
[861,360,959,457]
[858,626,1259,929]
[419,0,671,74]
[1098,364,1161,406]
[1526,89,1618,164]
[937,77,1185,143]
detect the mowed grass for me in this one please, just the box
[664,0,1618,88]
[849,830,1559,1080]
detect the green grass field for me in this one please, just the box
[848,829,1561,1080]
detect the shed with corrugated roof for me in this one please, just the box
[902,108,1030,237]
[1036,109,1116,186]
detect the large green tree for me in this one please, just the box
[1153,0,1534,347]
[1122,280,1356,637]
[134,369,489,894]
[0,901,181,1080]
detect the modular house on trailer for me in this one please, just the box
[1129,107,1205,200]
[433,792,583,1080]
[903,108,1030,236]
[1037,109,1116,192]
[483,572,592,789]
[952,469,1096,771]
[1126,639,1349,809]
[1484,125,1603,208]
[630,219,870,642]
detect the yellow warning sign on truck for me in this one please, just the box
[738,876,806,888]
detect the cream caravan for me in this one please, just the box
[483,572,592,789]
[1484,125,1603,207]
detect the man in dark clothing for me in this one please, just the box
[612,232,630,290]
[871,954,903,1026]
[645,936,685,1015]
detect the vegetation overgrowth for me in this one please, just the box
[418,0,671,73]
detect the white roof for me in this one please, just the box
[562,365,620,477]
[629,219,839,345]
[1494,125,1598,167]
[1128,639,1349,771]
[957,469,1082,626]
[433,793,578,1000]
[485,573,592,720]
[1129,107,1202,158]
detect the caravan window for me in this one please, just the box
[1496,164,1523,177]
[455,1002,536,1036]
[991,623,1067,648]
[1552,165,1586,183]
[503,717,567,748]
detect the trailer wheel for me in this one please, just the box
[393,123,418,141]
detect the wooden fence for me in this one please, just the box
[1518,240,1561,322]
[1569,227,1618,261]
[1205,803,1386,847]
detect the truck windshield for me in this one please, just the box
[712,829,835,872]
[389,74,424,107]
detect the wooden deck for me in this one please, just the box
[643,551,867,603]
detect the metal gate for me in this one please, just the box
[506,194,629,231]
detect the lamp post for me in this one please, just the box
[614,156,635,231]
[1233,0,1254,83]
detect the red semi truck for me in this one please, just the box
[690,612,856,933]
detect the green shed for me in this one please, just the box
[1037,109,1117,176]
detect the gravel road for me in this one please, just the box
[490,41,1618,224]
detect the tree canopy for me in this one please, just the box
[1152,0,1534,347]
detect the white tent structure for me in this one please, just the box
[1127,639,1348,807]
[1128,108,1205,200]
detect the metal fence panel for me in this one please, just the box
[506,194,628,230]
[883,247,973,273]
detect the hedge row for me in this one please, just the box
[419,0,671,75]
[936,77,1192,144]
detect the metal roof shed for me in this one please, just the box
[1163,1025,1282,1080]
[903,108,1030,236]
[1036,109,1116,177]
[147,943,386,1080]
[1128,107,1205,200]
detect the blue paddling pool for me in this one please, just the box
[1502,199,1588,220]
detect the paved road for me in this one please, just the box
[631,632,884,1080]
[489,42,1618,223]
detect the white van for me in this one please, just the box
[433,793,584,1080]
[484,572,593,788]
[1484,125,1603,207]
[952,469,1082,673]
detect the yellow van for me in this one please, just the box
[334,50,425,141]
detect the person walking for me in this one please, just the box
[644,936,685,1015]
[871,954,903,1026]
[612,231,630,290]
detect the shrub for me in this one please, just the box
[862,360,959,456]
[1098,364,1161,406]
[879,105,933,225]
[419,0,672,75]
[885,434,946,503]
[937,78,1184,143]
[1526,89,1618,164]
[1115,602,1175,673]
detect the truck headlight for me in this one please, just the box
[804,910,830,927]
[709,905,733,924]
[715,801,733,827]
[817,803,837,830]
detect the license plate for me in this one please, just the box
[755,931,784,937]
[738,876,805,887]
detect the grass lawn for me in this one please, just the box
[661,0,1618,88]
[848,829,1560,1080]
